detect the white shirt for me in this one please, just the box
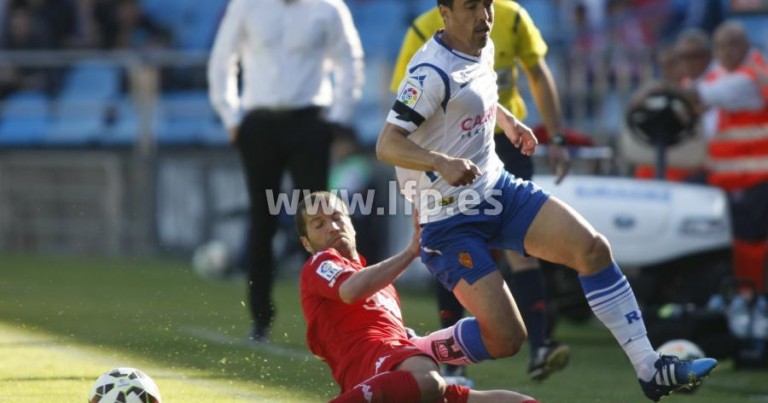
[697,50,766,113]
[207,0,364,129]
[697,74,765,112]
[386,34,503,223]
[682,62,719,139]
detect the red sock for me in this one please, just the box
[330,371,421,403]
[442,385,541,403]
[442,385,470,403]
[733,239,767,292]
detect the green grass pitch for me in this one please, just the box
[1,254,766,402]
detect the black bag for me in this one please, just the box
[645,303,737,360]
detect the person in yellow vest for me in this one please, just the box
[390,0,571,383]
[689,21,768,294]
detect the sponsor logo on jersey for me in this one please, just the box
[458,252,474,269]
[316,261,344,285]
[397,80,422,108]
[459,106,495,138]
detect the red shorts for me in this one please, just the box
[339,339,435,392]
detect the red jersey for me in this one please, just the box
[300,248,420,391]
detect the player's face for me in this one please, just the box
[440,0,494,55]
[300,200,357,257]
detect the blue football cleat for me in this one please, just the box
[639,355,717,401]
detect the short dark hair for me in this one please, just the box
[294,191,348,238]
[437,0,453,8]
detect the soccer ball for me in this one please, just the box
[656,339,706,393]
[657,339,705,360]
[191,240,231,279]
[88,367,162,403]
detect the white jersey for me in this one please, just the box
[386,33,504,223]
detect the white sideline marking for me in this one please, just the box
[179,326,314,360]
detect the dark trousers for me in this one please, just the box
[236,106,332,330]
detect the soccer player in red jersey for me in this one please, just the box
[297,191,538,402]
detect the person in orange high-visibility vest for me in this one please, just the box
[691,21,768,293]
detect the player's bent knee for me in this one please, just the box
[575,233,612,274]
[486,327,526,358]
[413,369,444,402]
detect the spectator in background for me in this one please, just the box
[661,0,725,42]
[674,28,718,142]
[602,0,650,89]
[0,4,52,98]
[675,29,716,84]
[632,28,716,181]
[563,2,601,123]
[629,0,668,45]
[642,21,768,294]
[93,0,171,50]
[688,21,768,294]
[207,0,364,343]
[654,44,683,84]
[390,0,571,384]
[3,0,79,49]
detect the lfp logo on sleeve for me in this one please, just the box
[397,80,422,108]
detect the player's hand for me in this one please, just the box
[498,109,538,156]
[228,126,240,145]
[548,143,571,184]
[434,155,482,186]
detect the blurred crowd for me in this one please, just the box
[0,0,172,99]
[563,0,724,79]
[0,0,753,135]
[0,0,171,51]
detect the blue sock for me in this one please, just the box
[453,317,492,362]
[579,262,658,379]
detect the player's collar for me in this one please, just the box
[433,30,481,64]
[323,247,366,266]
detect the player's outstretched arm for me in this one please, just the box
[338,214,421,303]
[496,104,537,156]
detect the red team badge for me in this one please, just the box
[431,337,466,361]
[458,252,474,269]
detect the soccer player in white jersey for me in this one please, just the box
[376,0,717,401]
